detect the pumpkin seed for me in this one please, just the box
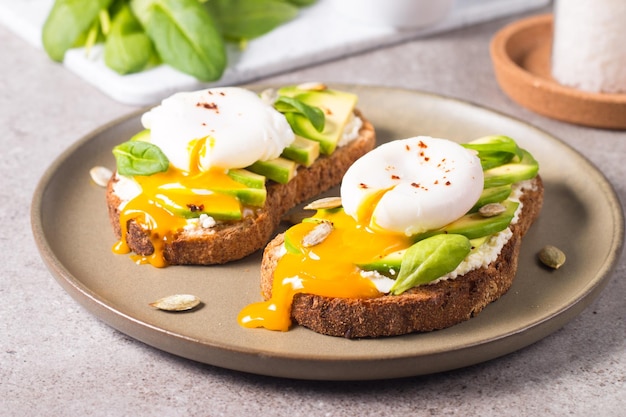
[478,202,506,217]
[89,166,113,187]
[304,196,342,210]
[538,245,566,269]
[149,294,201,311]
[302,220,334,247]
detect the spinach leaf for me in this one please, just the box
[283,0,317,5]
[104,3,159,74]
[274,96,325,132]
[390,234,471,295]
[42,0,114,62]
[463,135,523,169]
[113,140,169,176]
[205,0,298,42]
[130,0,226,81]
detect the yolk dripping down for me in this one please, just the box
[237,208,413,331]
[113,137,255,267]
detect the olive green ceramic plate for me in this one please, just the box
[31,85,624,380]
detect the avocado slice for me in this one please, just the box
[130,129,150,142]
[281,136,320,167]
[247,157,297,184]
[154,193,243,221]
[278,87,358,155]
[415,200,519,241]
[483,149,539,188]
[227,168,266,189]
[469,184,512,212]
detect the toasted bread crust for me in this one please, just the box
[106,111,376,265]
[260,176,544,338]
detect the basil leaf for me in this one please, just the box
[42,0,114,61]
[104,4,159,75]
[274,96,325,132]
[130,0,226,82]
[390,234,471,295]
[205,0,298,41]
[113,140,169,176]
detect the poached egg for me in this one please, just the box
[340,136,484,235]
[141,87,295,171]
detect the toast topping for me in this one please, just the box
[141,87,295,171]
[341,137,484,235]
[109,85,364,266]
[239,136,540,332]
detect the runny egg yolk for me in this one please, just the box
[113,137,251,267]
[237,208,413,331]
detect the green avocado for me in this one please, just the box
[483,149,539,188]
[278,87,358,155]
[281,136,320,167]
[217,187,267,207]
[469,184,512,212]
[415,200,519,242]
[130,129,150,142]
[154,193,243,221]
[227,168,266,189]
[247,157,297,184]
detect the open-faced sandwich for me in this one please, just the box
[238,135,543,338]
[106,84,375,267]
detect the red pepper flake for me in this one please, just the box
[424,157,430,161]
[434,180,439,185]
[391,175,400,180]
[187,203,205,212]
[219,91,226,96]
[445,181,451,186]
[418,140,428,149]
[197,102,219,113]
[196,102,220,113]
[359,183,369,189]
[405,144,411,151]
[411,182,420,188]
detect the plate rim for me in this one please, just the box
[30,84,625,380]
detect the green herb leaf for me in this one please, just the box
[130,0,226,82]
[463,135,523,170]
[112,140,169,176]
[204,0,298,41]
[104,4,159,75]
[274,96,325,132]
[284,0,317,6]
[42,0,114,62]
[390,234,471,295]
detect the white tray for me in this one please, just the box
[0,0,550,105]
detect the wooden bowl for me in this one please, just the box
[490,14,626,130]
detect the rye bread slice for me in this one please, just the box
[106,111,376,265]
[259,176,544,338]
